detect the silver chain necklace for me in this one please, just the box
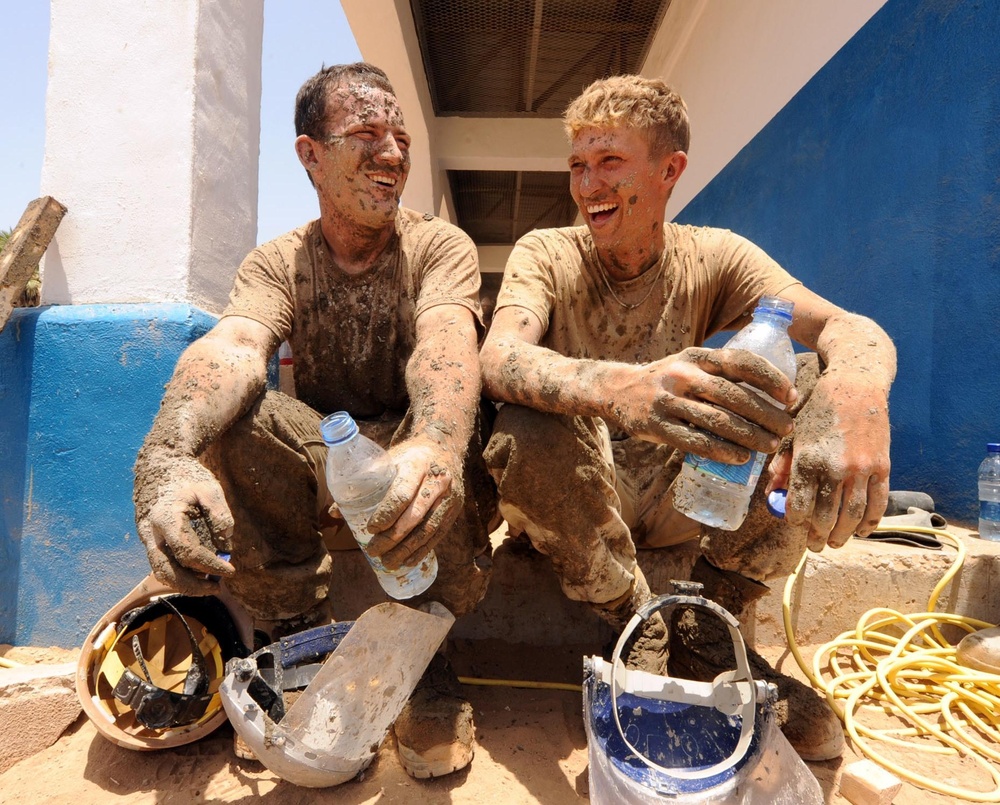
[596,255,666,310]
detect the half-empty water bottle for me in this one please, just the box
[673,296,797,531]
[978,443,1000,541]
[320,411,438,598]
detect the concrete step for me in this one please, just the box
[329,525,999,679]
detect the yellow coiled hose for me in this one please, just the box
[784,526,1000,801]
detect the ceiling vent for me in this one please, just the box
[411,0,671,117]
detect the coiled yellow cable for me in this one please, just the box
[784,526,1000,801]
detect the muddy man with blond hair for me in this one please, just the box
[481,74,896,761]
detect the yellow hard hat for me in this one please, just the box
[77,575,251,750]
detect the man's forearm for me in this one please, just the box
[481,334,631,420]
[138,331,270,464]
[815,312,896,392]
[405,309,483,457]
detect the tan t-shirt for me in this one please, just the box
[496,223,800,363]
[222,207,484,417]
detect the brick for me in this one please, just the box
[839,758,903,805]
[0,661,81,774]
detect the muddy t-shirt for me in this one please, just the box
[495,224,800,363]
[222,207,483,417]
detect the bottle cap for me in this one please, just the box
[766,489,787,519]
[319,411,359,445]
[989,443,1000,453]
[756,296,794,321]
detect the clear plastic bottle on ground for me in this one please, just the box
[978,443,1000,541]
[320,411,438,598]
[673,296,797,531]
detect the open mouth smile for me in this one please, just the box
[368,173,398,188]
[586,201,619,224]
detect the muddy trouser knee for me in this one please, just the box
[484,405,649,622]
[203,391,497,622]
[200,391,334,623]
[389,403,498,619]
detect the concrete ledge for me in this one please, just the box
[756,528,999,648]
[328,527,998,666]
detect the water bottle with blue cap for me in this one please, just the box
[978,443,1000,541]
[673,296,797,531]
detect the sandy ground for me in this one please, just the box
[2,638,991,804]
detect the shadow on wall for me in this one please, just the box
[0,314,37,641]
[480,272,503,335]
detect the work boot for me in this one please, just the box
[253,597,335,643]
[669,556,845,762]
[592,566,668,675]
[393,653,475,779]
[621,612,669,675]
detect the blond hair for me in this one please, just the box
[564,75,690,156]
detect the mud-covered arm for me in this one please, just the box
[133,315,280,593]
[480,304,797,463]
[364,303,481,569]
[768,284,896,549]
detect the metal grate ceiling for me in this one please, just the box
[447,170,578,244]
[410,0,671,116]
[410,0,671,243]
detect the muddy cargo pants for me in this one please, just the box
[482,355,821,618]
[201,390,498,624]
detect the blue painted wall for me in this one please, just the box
[677,0,1000,523]
[0,304,217,646]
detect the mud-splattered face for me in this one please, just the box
[568,125,672,256]
[311,83,411,227]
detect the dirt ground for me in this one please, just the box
[1,638,991,804]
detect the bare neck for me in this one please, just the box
[596,234,666,281]
[319,213,397,275]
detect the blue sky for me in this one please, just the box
[1,0,361,245]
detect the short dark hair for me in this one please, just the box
[294,62,396,140]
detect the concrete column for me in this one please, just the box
[40,0,264,312]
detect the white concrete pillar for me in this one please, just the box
[40,0,264,312]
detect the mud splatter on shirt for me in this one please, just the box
[496,223,801,364]
[222,208,483,417]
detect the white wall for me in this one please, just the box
[41,0,263,311]
[644,0,887,216]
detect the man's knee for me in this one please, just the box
[699,485,808,582]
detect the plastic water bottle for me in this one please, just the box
[319,411,438,598]
[672,296,797,531]
[978,443,1000,541]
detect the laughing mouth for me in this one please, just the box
[586,201,619,221]
[368,173,398,187]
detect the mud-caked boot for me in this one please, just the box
[592,566,668,676]
[669,557,844,762]
[393,653,475,779]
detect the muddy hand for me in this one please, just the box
[136,463,236,594]
[365,440,462,570]
[769,371,890,551]
[612,347,796,461]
